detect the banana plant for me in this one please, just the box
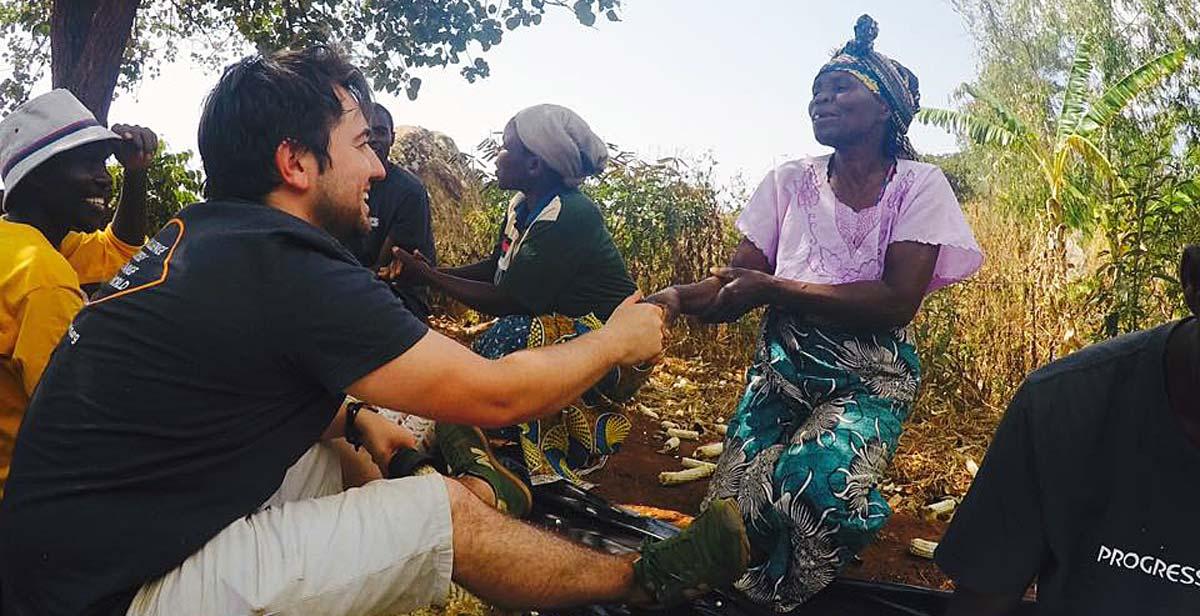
[917,37,1188,231]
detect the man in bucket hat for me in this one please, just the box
[0,89,157,488]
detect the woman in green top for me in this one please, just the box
[388,104,644,517]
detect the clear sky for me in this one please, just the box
[104,0,977,187]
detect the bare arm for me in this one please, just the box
[321,400,418,476]
[108,124,157,245]
[345,294,664,428]
[424,268,527,316]
[442,255,499,282]
[701,241,940,329]
[763,241,938,327]
[379,247,521,315]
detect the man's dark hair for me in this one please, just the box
[198,46,372,201]
[371,103,394,130]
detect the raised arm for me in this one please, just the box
[108,124,158,245]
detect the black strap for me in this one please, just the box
[344,401,368,451]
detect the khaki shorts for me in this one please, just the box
[127,443,454,616]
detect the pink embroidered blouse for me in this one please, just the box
[736,155,982,294]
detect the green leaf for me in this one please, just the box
[1062,134,1124,189]
[1076,48,1188,135]
[963,84,1033,142]
[574,0,596,26]
[916,107,1020,148]
[1056,36,1095,144]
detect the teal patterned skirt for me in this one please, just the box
[702,309,921,612]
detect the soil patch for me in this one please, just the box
[589,413,951,591]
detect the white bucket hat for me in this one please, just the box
[0,89,119,211]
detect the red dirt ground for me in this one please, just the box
[589,413,953,592]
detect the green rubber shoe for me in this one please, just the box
[632,498,750,607]
[436,423,533,518]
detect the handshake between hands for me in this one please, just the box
[352,252,778,472]
[378,247,775,369]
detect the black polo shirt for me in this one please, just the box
[0,199,428,615]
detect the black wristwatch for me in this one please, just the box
[344,401,370,451]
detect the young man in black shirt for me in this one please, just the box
[0,47,748,616]
[937,245,1200,615]
[347,102,438,322]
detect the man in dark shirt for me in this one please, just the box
[937,245,1200,615]
[0,47,748,616]
[346,102,438,322]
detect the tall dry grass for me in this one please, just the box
[893,202,1095,507]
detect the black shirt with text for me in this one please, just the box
[0,200,428,615]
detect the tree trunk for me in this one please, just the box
[50,0,140,124]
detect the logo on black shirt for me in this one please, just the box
[1097,545,1200,588]
[91,219,184,305]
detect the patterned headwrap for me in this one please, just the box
[817,15,922,159]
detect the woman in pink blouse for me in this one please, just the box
[646,15,983,611]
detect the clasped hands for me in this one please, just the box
[378,246,435,287]
[644,267,776,324]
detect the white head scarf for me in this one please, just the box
[510,104,608,187]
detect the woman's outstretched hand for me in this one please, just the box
[699,267,777,323]
[378,247,435,287]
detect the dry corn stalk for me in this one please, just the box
[909,538,939,559]
[658,436,681,454]
[681,457,717,470]
[966,458,980,478]
[711,423,729,435]
[638,405,660,420]
[659,464,715,485]
[695,442,724,458]
[666,427,700,441]
[924,498,957,522]
[660,420,680,431]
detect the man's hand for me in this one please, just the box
[356,409,418,473]
[110,124,158,172]
[599,292,665,366]
[378,247,434,287]
[699,267,777,323]
[643,287,682,324]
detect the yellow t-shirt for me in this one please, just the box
[0,219,140,483]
